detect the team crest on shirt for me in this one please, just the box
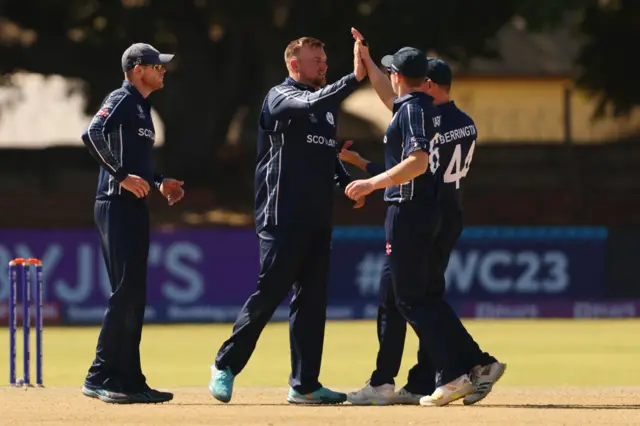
[326,112,335,126]
[137,104,146,119]
[433,115,441,128]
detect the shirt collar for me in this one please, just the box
[284,77,317,92]
[436,100,456,110]
[122,80,149,106]
[392,91,432,113]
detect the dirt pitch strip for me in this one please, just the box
[2,386,639,426]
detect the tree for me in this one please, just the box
[0,0,591,187]
[575,0,640,118]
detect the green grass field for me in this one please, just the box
[2,319,639,388]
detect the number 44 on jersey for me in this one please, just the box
[430,139,476,189]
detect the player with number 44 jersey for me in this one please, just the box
[414,58,506,407]
[339,40,506,407]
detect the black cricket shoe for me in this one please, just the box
[130,385,174,404]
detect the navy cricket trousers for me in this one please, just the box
[215,225,331,394]
[403,208,495,394]
[85,199,149,393]
[369,203,479,390]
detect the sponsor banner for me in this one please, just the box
[0,302,62,324]
[456,300,640,319]
[0,229,262,324]
[183,300,640,320]
[330,227,607,303]
[0,227,608,324]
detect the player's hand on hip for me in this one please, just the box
[120,174,150,198]
[160,178,185,206]
[345,179,374,200]
[339,140,362,164]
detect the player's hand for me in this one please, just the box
[351,28,371,62]
[120,174,150,198]
[345,179,375,200]
[353,195,366,209]
[339,140,362,165]
[353,40,367,81]
[159,178,185,206]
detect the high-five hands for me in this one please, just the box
[353,31,367,81]
[351,28,372,63]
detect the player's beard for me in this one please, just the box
[309,73,326,89]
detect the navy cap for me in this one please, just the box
[426,57,452,86]
[380,47,427,78]
[121,43,175,72]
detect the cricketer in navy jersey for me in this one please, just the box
[210,36,367,406]
[80,43,181,405]
[342,30,505,407]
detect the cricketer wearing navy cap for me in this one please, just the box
[341,29,506,407]
[80,42,182,404]
[425,57,452,85]
[404,56,505,406]
[380,48,426,76]
[344,39,478,406]
[121,43,175,72]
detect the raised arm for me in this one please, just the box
[352,28,396,111]
[268,74,360,120]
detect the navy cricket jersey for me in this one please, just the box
[254,74,360,230]
[81,81,163,202]
[382,92,440,206]
[428,101,477,212]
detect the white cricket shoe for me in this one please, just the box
[347,383,396,406]
[394,387,425,405]
[463,362,507,405]
[419,373,475,407]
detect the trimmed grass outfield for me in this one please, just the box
[1,319,640,425]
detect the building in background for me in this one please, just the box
[342,16,640,144]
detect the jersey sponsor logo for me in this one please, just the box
[138,128,155,140]
[306,134,337,147]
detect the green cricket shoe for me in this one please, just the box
[209,365,235,403]
[287,387,347,405]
